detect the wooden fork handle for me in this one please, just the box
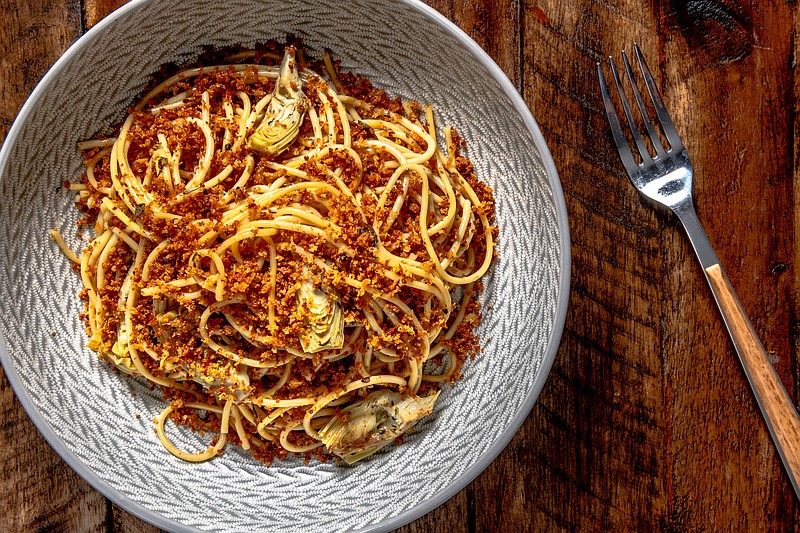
[705,263,800,493]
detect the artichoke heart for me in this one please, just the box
[318,389,441,464]
[247,47,307,155]
[297,272,344,353]
[189,362,252,402]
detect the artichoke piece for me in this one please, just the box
[319,389,441,464]
[296,271,344,353]
[247,47,307,155]
[189,362,252,402]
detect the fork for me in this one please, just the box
[598,44,800,499]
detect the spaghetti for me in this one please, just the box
[52,44,497,464]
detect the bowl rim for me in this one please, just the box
[0,0,571,531]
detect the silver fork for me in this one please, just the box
[598,44,800,499]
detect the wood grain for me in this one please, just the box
[2,0,800,531]
[84,0,128,27]
[522,2,669,530]
[660,2,797,529]
[705,263,800,496]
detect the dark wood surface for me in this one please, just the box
[2,0,799,531]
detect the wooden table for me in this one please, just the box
[2,0,798,531]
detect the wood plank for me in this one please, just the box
[0,0,108,531]
[0,0,80,137]
[519,0,800,530]
[659,1,798,529]
[450,0,521,90]
[84,0,128,28]
[520,0,668,530]
[794,9,800,523]
[112,504,161,533]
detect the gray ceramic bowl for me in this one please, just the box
[0,0,569,531]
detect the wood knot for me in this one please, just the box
[770,262,787,275]
[666,0,753,65]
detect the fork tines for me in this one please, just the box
[597,44,683,178]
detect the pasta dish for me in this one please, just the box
[51,43,497,464]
